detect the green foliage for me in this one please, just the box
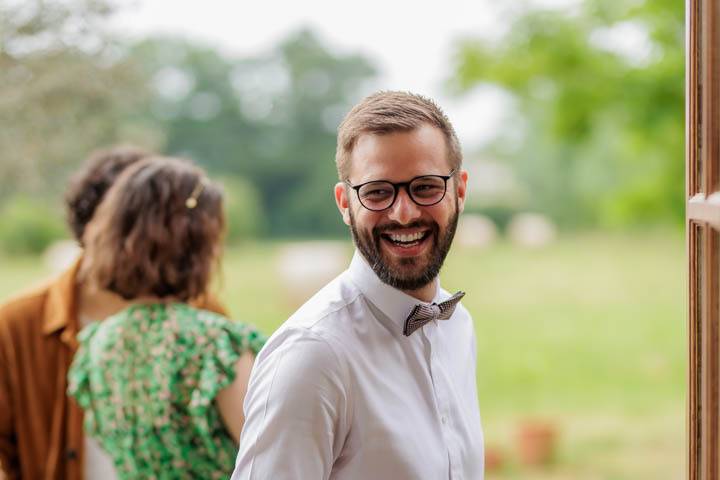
[466,205,520,231]
[0,197,66,254]
[0,0,160,201]
[132,30,377,237]
[219,176,264,243]
[2,17,376,242]
[451,0,684,227]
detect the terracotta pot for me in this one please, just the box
[484,444,505,472]
[514,420,558,467]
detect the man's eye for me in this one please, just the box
[412,183,443,196]
[363,189,392,198]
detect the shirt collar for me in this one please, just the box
[42,257,81,344]
[347,250,445,330]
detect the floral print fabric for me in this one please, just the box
[68,303,266,479]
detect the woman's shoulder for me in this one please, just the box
[170,303,242,328]
[170,303,231,328]
[76,304,156,347]
[80,302,266,355]
[170,303,267,353]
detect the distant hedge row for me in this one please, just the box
[0,176,263,256]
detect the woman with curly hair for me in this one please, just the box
[67,156,265,479]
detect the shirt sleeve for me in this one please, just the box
[231,328,350,480]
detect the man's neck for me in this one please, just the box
[402,281,437,303]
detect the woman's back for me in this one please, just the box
[66,156,265,478]
[69,303,265,479]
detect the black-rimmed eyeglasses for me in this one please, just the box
[345,170,456,212]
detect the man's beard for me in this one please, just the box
[348,200,459,291]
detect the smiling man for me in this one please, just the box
[232,91,484,480]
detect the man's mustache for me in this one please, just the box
[373,220,437,235]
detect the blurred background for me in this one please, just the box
[0,0,684,478]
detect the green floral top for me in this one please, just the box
[67,303,266,480]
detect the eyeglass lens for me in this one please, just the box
[357,176,447,211]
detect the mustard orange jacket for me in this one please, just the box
[0,259,227,480]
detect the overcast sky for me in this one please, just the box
[112,0,575,151]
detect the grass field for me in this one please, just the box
[0,231,686,479]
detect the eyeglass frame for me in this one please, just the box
[344,169,457,212]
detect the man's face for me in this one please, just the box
[335,124,468,291]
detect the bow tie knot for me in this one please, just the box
[403,291,465,336]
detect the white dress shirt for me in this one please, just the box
[232,251,484,480]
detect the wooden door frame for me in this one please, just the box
[687,0,720,478]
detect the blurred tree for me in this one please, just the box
[0,0,158,199]
[130,37,259,175]
[259,30,377,236]
[0,197,65,254]
[219,176,264,243]
[451,0,683,227]
[133,29,377,237]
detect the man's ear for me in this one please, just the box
[456,169,469,214]
[334,182,351,226]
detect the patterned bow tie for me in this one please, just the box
[403,291,466,336]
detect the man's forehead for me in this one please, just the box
[348,125,451,182]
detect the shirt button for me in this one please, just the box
[65,448,78,460]
[441,415,448,425]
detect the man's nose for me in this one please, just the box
[387,187,421,224]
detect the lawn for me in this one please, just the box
[0,231,686,479]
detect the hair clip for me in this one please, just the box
[185,180,205,209]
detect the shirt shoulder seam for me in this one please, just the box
[289,284,364,333]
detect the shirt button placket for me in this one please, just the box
[428,328,456,479]
[425,327,450,478]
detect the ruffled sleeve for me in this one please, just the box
[186,317,267,452]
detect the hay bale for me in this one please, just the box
[507,213,557,248]
[276,241,349,306]
[456,214,498,248]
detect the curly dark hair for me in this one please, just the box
[65,145,152,245]
[82,156,225,301]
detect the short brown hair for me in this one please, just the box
[65,145,153,245]
[335,91,462,180]
[83,156,225,301]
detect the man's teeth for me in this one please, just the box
[389,232,425,243]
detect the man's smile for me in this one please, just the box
[378,227,433,257]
